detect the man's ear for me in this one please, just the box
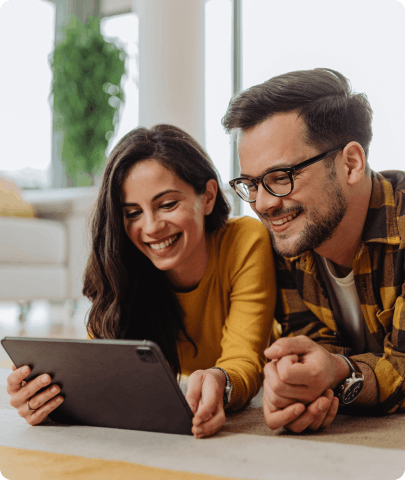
[343,142,367,185]
[204,179,218,215]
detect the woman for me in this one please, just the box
[7,124,277,438]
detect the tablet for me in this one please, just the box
[1,337,193,435]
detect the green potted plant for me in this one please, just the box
[50,16,127,186]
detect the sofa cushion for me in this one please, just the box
[0,217,67,265]
[0,176,36,218]
[0,265,67,301]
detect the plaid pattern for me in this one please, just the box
[275,170,405,414]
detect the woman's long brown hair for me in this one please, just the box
[83,124,230,377]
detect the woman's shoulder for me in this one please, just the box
[220,215,269,240]
[211,215,271,254]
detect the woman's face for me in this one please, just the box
[121,159,217,286]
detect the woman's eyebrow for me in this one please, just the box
[121,189,181,207]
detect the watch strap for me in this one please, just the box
[334,354,364,405]
[335,354,363,376]
[211,367,233,407]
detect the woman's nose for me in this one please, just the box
[143,213,165,235]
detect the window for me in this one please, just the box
[0,1,138,188]
[205,0,233,185]
[0,0,55,188]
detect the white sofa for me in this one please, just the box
[0,187,98,319]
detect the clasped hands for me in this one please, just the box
[263,335,341,433]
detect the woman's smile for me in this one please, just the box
[146,232,182,253]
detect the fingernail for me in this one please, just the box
[270,345,281,354]
[42,375,50,384]
[51,386,58,393]
[194,427,203,435]
[294,407,302,415]
[22,366,29,374]
[318,402,324,412]
[56,397,63,403]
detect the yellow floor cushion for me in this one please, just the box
[0,176,36,218]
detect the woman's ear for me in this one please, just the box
[343,142,367,185]
[204,179,218,215]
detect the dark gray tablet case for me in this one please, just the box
[1,337,193,435]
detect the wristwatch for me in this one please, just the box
[211,367,233,407]
[334,354,364,405]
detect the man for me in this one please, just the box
[222,68,405,432]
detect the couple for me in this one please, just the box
[7,68,405,438]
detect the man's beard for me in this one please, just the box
[259,179,348,258]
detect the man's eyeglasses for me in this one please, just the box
[229,144,346,203]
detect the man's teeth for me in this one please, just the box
[272,212,299,226]
[150,234,179,250]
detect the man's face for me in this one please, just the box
[238,112,348,258]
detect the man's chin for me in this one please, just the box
[270,232,305,258]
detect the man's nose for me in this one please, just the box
[253,184,283,215]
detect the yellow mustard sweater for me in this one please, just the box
[176,216,276,410]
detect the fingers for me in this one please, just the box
[193,380,222,426]
[185,370,204,415]
[24,396,64,426]
[319,395,339,430]
[192,404,225,439]
[264,360,316,404]
[187,369,226,439]
[7,367,64,426]
[263,397,306,430]
[265,335,313,360]
[6,365,31,394]
[306,390,334,431]
[26,383,62,412]
[10,373,52,406]
[263,370,296,410]
[284,390,337,433]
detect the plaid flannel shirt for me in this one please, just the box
[274,170,405,414]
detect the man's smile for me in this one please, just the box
[270,211,300,226]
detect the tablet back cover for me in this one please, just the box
[1,337,193,435]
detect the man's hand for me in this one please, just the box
[185,368,227,439]
[265,336,348,401]
[262,336,348,432]
[263,369,339,433]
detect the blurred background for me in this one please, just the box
[0,0,404,339]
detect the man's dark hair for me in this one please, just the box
[221,68,373,163]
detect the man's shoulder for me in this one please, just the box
[376,170,405,193]
[366,170,405,243]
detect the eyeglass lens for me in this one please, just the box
[234,170,291,201]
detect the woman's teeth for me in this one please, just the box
[150,234,179,250]
[272,212,299,226]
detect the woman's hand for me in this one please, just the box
[6,364,64,425]
[185,368,227,439]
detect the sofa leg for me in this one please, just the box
[18,302,32,324]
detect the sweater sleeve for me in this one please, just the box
[214,217,276,410]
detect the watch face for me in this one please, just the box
[342,380,363,405]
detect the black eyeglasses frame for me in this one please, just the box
[229,144,347,203]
